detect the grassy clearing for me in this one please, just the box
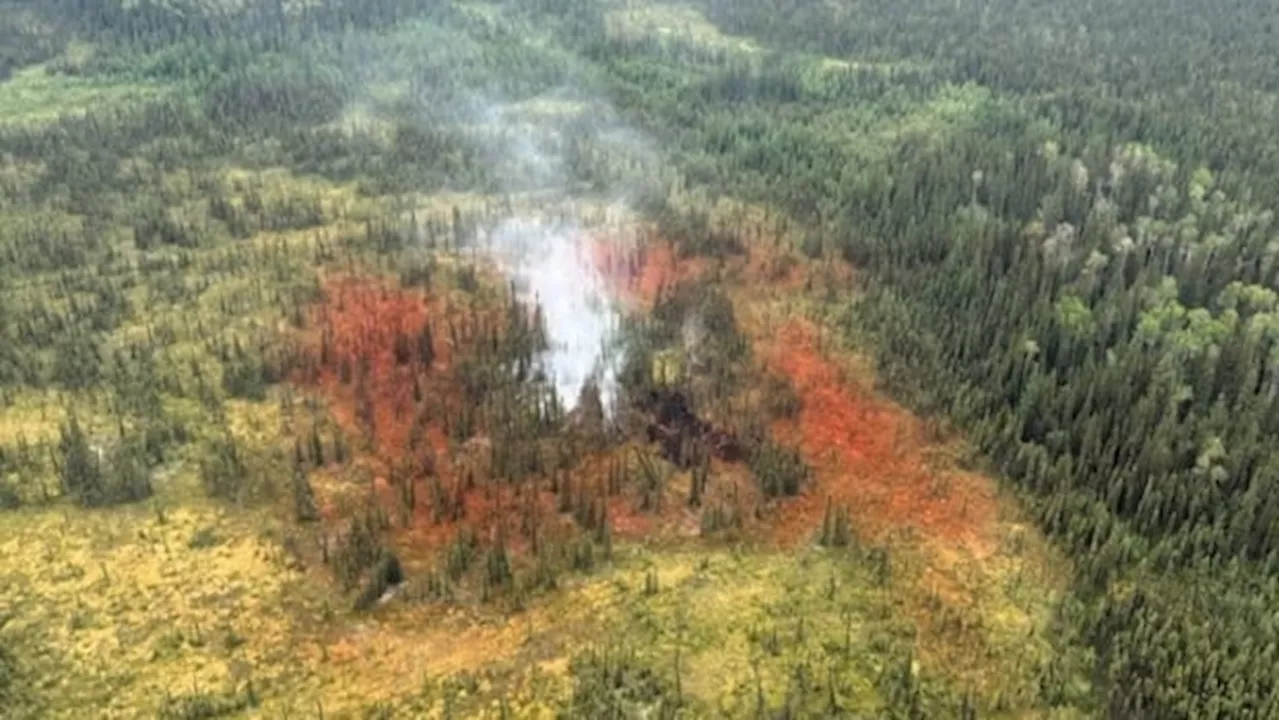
[318,537,1071,716]
[501,94,593,121]
[884,82,990,142]
[0,63,171,127]
[0,493,1072,717]
[603,1,926,99]
[0,390,67,446]
[0,464,304,718]
[605,4,763,54]
[582,547,902,715]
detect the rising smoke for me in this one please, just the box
[332,30,661,414]
[463,88,658,415]
[488,217,621,414]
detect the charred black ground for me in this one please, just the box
[642,388,740,467]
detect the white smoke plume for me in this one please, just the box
[331,48,660,415]
[456,88,657,414]
[487,217,621,414]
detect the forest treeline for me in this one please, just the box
[0,0,1275,717]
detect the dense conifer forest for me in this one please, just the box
[0,0,1274,717]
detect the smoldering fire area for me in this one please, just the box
[484,216,623,414]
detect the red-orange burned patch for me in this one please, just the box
[289,241,885,569]
[590,233,710,309]
[291,273,712,563]
[759,319,998,556]
[292,275,500,538]
[295,274,454,461]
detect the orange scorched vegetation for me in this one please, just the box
[292,274,545,555]
[297,274,452,459]
[591,222,994,553]
[759,318,998,555]
[292,272,713,562]
[294,222,998,573]
[590,231,710,308]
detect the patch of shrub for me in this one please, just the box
[353,550,404,611]
[659,206,744,260]
[331,505,390,592]
[761,372,802,419]
[566,647,682,719]
[158,683,258,720]
[750,441,809,498]
[187,527,220,550]
[0,641,19,711]
[197,434,254,503]
[0,480,22,510]
[57,418,153,507]
[818,498,853,547]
